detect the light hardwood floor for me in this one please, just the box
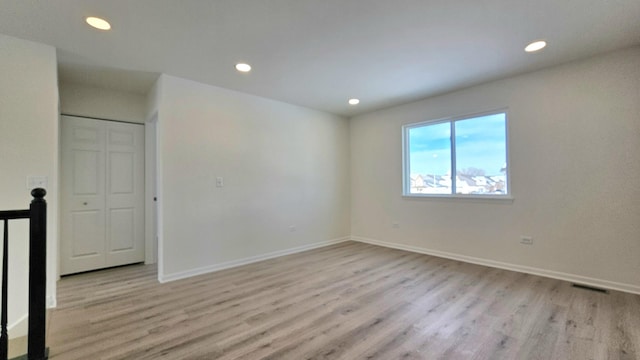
[48,241,640,360]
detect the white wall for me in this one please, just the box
[59,82,146,123]
[155,75,351,281]
[0,34,59,336]
[350,46,640,293]
[145,76,161,121]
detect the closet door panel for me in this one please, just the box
[61,116,107,275]
[105,122,145,267]
[61,116,145,275]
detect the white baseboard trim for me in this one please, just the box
[7,296,57,339]
[351,236,640,295]
[160,237,351,283]
[8,313,28,338]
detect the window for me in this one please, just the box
[403,111,509,197]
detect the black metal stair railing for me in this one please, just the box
[0,188,47,360]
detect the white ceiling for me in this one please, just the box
[1,0,639,117]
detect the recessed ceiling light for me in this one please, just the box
[525,40,547,53]
[235,63,252,72]
[85,16,111,31]
[348,98,360,105]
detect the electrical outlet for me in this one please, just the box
[289,225,296,232]
[520,236,533,245]
[392,222,400,229]
[216,177,224,187]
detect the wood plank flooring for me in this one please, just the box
[48,241,640,359]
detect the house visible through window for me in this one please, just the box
[403,111,509,197]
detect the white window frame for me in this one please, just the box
[402,109,512,200]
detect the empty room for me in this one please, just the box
[1,1,639,359]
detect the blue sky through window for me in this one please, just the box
[408,122,451,176]
[408,113,506,176]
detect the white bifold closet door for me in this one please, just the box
[61,115,144,275]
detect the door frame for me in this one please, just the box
[144,113,158,265]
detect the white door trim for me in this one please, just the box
[144,113,158,264]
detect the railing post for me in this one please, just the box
[1,220,8,360]
[27,188,46,360]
